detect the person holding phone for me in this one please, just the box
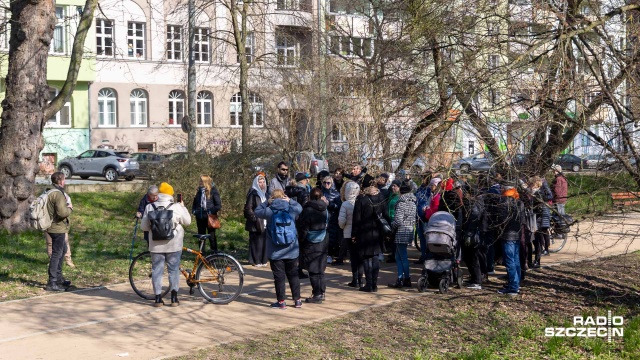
[192,175,222,251]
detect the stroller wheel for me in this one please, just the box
[417,276,427,293]
[438,278,449,294]
[456,268,464,289]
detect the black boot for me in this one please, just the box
[170,290,179,307]
[403,277,412,288]
[347,274,359,287]
[154,295,164,307]
[45,281,64,292]
[360,259,372,292]
[388,278,403,288]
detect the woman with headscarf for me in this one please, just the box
[244,174,269,266]
[192,175,222,251]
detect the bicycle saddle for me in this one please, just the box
[193,234,212,240]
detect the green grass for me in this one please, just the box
[0,192,249,301]
[563,173,638,216]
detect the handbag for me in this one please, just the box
[207,213,221,229]
[368,197,393,235]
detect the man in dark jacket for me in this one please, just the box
[136,185,159,243]
[269,161,290,195]
[45,172,74,292]
[375,173,390,198]
[348,164,375,190]
[496,185,523,296]
[298,188,329,303]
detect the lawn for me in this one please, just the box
[0,192,249,301]
[174,252,640,360]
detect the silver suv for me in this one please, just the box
[58,149,140,182]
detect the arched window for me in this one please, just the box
[130,89,148,127]
[98,88,117,127]
[229,92,263,127]
[168,90,185,126]
[196,91,213,126]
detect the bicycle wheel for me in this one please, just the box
[129,251,170,300]
[196,253,244,304]
[548,231,567,253]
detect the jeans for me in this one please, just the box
[362,256,380,288]
[151,251,182,295]
[47,232,66,283]
[395,244,410,279]
[502,240,521,293]
[417,221,427,261]
[270,258,300,302]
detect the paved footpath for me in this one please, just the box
[1,213,640,360]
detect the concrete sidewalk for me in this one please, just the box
[1,213,640,360]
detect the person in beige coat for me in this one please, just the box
[141,182,191,307]
[338,180,362,287]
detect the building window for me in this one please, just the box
[276,28,310,67]
[277,0,311,11]
[130,89,148,127]
[166,25,182,61]
[468,140,475,155]
[194,27,210,63]
[329,0,370,15]
[168,90,185,126]
[127,22,145,59]
[237,32,254,63]
[98,88,117,127]
[46,88,71,127]
[488,54,500,69]
[329,36,372,58]
[196,91,213,126]
[488,22,499,36]
[0,10,11,50]
[332,124,346,141]
[51,6,65,54]
[96,19,114,57]
[230,92,263,127]
[489,89,500,106]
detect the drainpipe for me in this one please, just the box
[87,81,93,151]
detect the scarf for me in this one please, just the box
[199,186,208,211]
[251,176,267,203]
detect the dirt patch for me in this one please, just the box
[176,253,640,360]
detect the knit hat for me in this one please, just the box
[158,182,174,196]
[400,181,412,194]
[391,179,402,188]
[295,172,311,182]
[379,173,389,180]
[429,178,442,187]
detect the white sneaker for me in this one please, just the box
[326,256,333,264]
[378,253,385,261]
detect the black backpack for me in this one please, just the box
[149,203,175,240]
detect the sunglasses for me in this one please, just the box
[279,168,289,171]
[323,181,332,185]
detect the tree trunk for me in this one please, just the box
[0,0,96,232]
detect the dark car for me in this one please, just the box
[555,154,585,172]
[130,152,165,179]
[452,152,493,172]
[58,149,139,182]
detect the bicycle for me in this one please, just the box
[129,234,244,304]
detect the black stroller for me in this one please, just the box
[417,211,463,294]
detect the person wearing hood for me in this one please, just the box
[339,180,362,287]
[255,189,304,309]
[191,175,222,251]
[269,162,290,195]
[388,181,417,288]
[298,188,330,303]
[352,186,386,292]
[320,175,343,265]
[244,174,269,266]
[141,182,192,307]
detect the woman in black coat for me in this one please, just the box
[244,174,268,266]
[351,186,385,292]
[320,176,343,264]
[298,188,329,303]
[192,175,222,251]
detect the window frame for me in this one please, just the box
[51,6,66,55]
[237,32,254,64]
[194,27,210,63]
[168,90,185,127]
[229,92,264,128]
[130,89,148,127]
[276,30,299,67]
[96,18,114,57]
[196,91,213,127]
[127,22,146,59]
[166,25,183,61]
[46,87,72,128]
[98,88,118,128]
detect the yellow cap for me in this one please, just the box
[158,182,174,196]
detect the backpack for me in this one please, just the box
[29,189,61,231]
[269,208,296,246]
[148,203,175,240]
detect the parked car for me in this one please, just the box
[597,154,637,171]
[554,154,585,172]
[130,152,165,179]
[582,154,605,169]
[452,152,494,172]
[294,151,329,176]
[510,154,529,168]
[58,149,139,182]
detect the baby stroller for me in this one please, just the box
[417,211,463,294]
